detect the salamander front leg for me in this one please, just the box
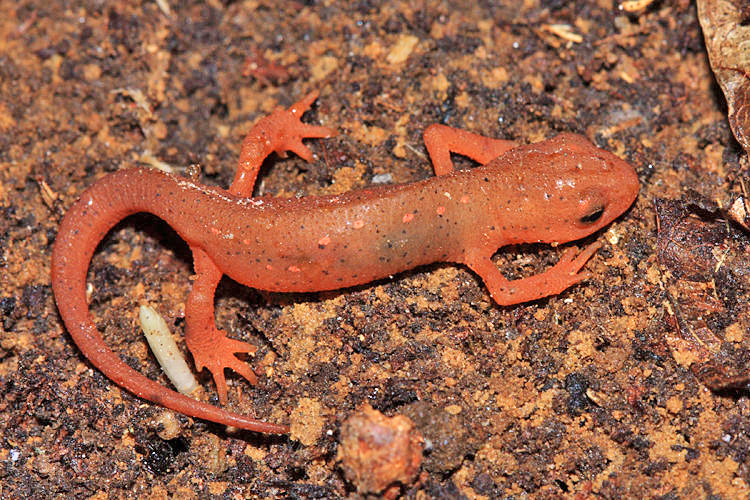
[423,124,518,176]
[464,242,602,306]
[185,248,259,404]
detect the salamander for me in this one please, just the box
[51,92,639,434]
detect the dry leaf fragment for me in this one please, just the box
[697,0,750,153]
[655,197,750,390]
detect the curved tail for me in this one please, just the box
[51,169,288,434]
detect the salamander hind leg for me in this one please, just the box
[183,92,336,403]
[465,242,602,306]
[423,124,518,176]
[188,329,259,406]
[232,91,337,195]
[185,248,259,404]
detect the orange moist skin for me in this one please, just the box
[51,93,639,434]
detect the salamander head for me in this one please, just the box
[496,132,639,244]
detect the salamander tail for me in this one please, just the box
[50,169,289,434]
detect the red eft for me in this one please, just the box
[51,92,639,434]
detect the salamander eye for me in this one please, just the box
[576,189,607,226]
[579,206,605,224]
